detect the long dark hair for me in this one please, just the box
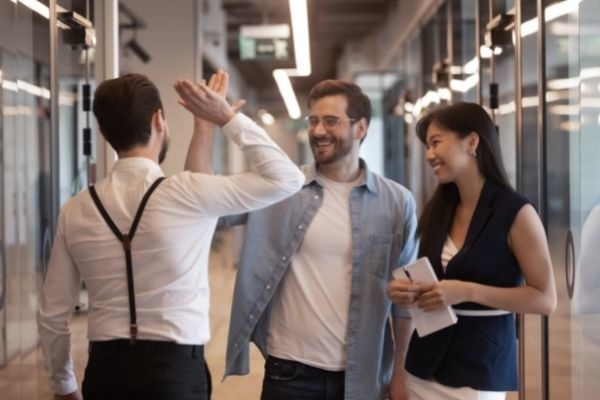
[415,102,512,258]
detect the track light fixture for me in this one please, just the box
[119,4,151,64]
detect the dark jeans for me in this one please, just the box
[82,339,207,400]
[261,355,345,400]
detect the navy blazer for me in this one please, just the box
[405,181,529,391]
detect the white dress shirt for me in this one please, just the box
[38,113,304,395]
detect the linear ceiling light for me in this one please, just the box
[11,0,73,29]
[16,0,49,19]
[287,0,311,76]
[273,69,301,119]
[273,0,311,119]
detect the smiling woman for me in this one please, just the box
[387,102,557,400]
[415,102,512,257]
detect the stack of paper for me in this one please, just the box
[392,257,458,337]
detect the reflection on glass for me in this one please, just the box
[450,0,478,102]
[0,0,96,397]
[544,0,582,399]
[570,1,600,399]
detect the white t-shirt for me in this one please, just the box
[266,171,363,370]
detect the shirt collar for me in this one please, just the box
[111,157,164,174]
[303,158,378,194]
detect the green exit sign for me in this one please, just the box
[239,24,290,61]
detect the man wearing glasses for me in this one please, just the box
[213,80,417,399]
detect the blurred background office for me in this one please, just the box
[0,0,599,399]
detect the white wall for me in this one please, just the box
[117,0,299,177]
[119,0,198,176]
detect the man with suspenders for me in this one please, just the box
[38,71,304,400]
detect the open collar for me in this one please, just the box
[302,158,378,194]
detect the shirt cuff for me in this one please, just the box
[221,113,254,138]
[52,377,78,396]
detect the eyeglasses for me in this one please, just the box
[304,115,356,130]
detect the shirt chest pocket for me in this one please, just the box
[367,233,400,278]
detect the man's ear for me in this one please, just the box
[355,118,368,142]
[152,109,165,135]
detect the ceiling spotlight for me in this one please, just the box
[258,109,275,125]
[119,4,150,63]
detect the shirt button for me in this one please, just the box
[282,256,287,261]
[266,284,272,290]
[298,224,304,230]
[234,343,239,348]
[249,314,254,320]
[314,195,319,200]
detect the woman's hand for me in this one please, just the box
[387,278,421,308]
[416,280,471,311]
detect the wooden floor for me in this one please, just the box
[0,228,572,399]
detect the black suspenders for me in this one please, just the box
[88,177,166,344]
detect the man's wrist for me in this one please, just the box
[219,110,236,127]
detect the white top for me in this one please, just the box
[38,113,304,395]
[266,171,362,371]
[441,235,459,271]
[406,372,506,400]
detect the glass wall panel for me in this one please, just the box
[544,0,585,399]
[355,72,399,178]
[567,2,600,399]
[0,0,15,373]
[478,0,491,108]
[487,0,517,187]
[450,0,478,103]
[382,80,404,184]
[0,1,52,398]
[518,1,544,398]
[0,0,96,397]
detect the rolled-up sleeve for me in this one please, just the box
[169,113,304,217]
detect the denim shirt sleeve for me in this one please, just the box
[391,190,419,319]
[397,190,419,268]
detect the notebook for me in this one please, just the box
[393,257,458,337]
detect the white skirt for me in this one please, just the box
[406,372,507,400]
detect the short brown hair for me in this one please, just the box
[307,79,372,125]
[92,74,163,152]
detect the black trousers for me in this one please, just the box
[82,340,208,400]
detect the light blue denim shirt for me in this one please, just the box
[222,160,418,400]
